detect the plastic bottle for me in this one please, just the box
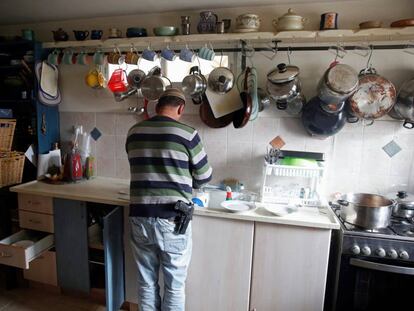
[225,186,233,200]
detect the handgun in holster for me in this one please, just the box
[173,200,194,235]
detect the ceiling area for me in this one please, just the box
[0,0,346,25]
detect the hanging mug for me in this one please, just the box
[62,49,75,65]
[93,49,105,65]
[47,49,61,65]
[107,48,124,65]
[142,48,158,62]
[198,45,215,61]
[161,46,177,61]
[125,47,139,65]
[76,50,90,65]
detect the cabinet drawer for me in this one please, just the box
[19,210,54,233]
[18,194,53,214]
[24,251,57,286]
[0,230,54,269]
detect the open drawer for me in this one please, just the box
[0,230,54,269]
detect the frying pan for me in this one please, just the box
[198,94,233,128]
[233,67,252,128]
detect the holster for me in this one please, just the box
[173,200,194,235]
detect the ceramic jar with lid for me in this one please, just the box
[272,8,307,31]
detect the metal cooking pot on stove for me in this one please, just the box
[317,63,359,113]
[387,191,414,219]
[207,66,234,94]
[337,193,396,229]
[389,78,414,129]
[266,63,301,105]
[182,66,207,104]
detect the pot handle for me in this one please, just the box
[346,116,359,123]
[276,102,287,110]
[190,66,200,75]
[272,19,278,27]
[148,66,161,76]
[337,199,349,206]
[192,95,203,105]
[403,120,414,129]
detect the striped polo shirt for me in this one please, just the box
[126,115,212,218]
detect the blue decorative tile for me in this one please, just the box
[90,127,102,141]
[382,140,401,158]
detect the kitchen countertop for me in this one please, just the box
[10,177,339,230]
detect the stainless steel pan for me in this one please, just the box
[338,193,395,229]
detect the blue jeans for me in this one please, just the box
[129,217,192,311]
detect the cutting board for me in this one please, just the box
[205,85,243,119]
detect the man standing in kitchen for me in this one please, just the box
[126,88,212,311]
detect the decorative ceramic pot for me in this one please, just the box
[273,8,307,31]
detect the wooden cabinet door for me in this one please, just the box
[250,223,332,311]
[54,198,90,293]
[186,216,254,311]
[103,206,125,311]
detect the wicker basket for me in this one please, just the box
[0,151,25,187]
[0,119,16,152]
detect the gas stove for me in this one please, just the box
[330,203,414,262]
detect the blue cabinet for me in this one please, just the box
[54,199,125,310]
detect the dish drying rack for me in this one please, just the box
[260,156,325,207]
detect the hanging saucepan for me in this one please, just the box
[266,63,301,110]
[388,78,414,129]
[198,94,233,128]
[301,96,346,138]
[141,66,172,101]
[207,66,234,94]
[347,67,396,122]
[127,69,146,89]
[317,63,359,113]
[182,66,207,105]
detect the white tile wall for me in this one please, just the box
[60,110,414,196]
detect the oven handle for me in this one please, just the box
[350,258,414,276]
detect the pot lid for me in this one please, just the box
[279,8,303,19]
[325,64,359,94]
[267,63,299,83]
[387,191,414,205]
[207,67,234,94]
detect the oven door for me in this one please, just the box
[335,255,414,311]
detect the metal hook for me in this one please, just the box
[219,50,223,67]
[287,46,292,65]
[366,45,374,70]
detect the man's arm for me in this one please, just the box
[188,131,212,188]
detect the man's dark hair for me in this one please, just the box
[156,96,185,110]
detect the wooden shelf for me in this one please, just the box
[41,27,414,50]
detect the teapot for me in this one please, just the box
[52,28,69,41]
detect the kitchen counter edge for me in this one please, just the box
[10,178,339,230]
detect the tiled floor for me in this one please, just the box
[0,288,116,311]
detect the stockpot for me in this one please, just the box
[141,67,172,101]
[389,78,414,129]
[338,193,395,229]
[317,63,359,113]
[266,63,301,106]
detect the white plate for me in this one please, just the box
[261,203,298,216]
[221,200,256,213]
[12,240,35,248]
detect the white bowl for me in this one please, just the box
[221,200,256,213]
